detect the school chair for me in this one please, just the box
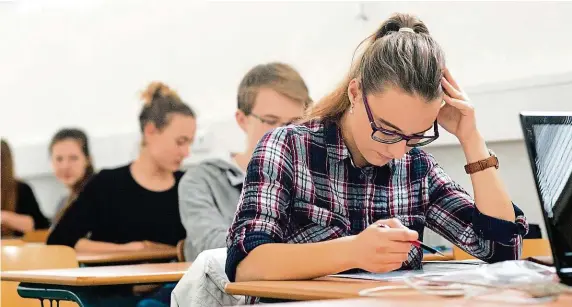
[176,239,186,262]
[22,229,50,243]
[1,245,79,307]
[452,238,552,260]
[1,239,25,246]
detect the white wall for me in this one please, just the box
[2,1,572,147]
[1,1,572,237]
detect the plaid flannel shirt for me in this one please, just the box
[226,120,528,285]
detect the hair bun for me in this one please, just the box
[374,13,429,40]
[140,82,181,106]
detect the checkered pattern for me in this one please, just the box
[226,120,528,284]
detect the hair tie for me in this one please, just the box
[399,27,415,33]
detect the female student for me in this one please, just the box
[47,82,196,252]
[1,139,50,236]
[226,13,528,286]
[178,62,312,261]
[49,128,95,224]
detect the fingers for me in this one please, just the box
[379,228,419,242]
[377,240,415,254]
[374,218,405,229]
[441,76,464,100]
[443,68,460,91]
[443,94,474,115]
[379,252,410,263]
[372,218,419,242]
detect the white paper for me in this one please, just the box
[331,261,484,281]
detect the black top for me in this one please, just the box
[47,164,186,247]
[13,181,50,236]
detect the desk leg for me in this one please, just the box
[18,283,140,307]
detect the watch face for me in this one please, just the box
[488,149,499,167]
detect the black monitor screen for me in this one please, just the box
[522,114,572,277]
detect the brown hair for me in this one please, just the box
[139,82,196,133]
[1,139,17,214]
[307,13,445,123]
[49,128,95,224]
[237,62,312,114]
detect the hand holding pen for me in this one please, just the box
[348,218,420,273]
[376,223,445,257]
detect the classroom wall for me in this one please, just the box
[2,1,571,244]
[2,1,572,149]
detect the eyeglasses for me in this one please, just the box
[250,113,297,127]
[362,88,439,147]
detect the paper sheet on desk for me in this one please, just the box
[331,260,484,281]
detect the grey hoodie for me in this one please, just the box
[178,155,245,261]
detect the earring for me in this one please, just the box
[350,103,354,114]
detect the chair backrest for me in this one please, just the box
[22,229,50,243]
[1,245,79,307]
[452,238,552,260]
[176,239,186,262]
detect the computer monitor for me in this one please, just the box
[520,111,572,285]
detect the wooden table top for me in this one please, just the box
[257,296,572,307]
[1,262,191,286]
[225,276,571,305]
[76,247,178,264]
[226,276,407,300]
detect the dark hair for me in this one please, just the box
[308,13,445,123]
[139,82,196,133]
[237,62,312,115]
[1,139,17,213]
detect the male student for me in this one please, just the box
[178,62,312,260]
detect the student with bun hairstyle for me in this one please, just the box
[49,128,95,225]
[48,82,196,252]
[226,13,528,289]
[1,139,50,237]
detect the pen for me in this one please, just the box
[377,223,446,257]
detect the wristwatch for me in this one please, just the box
[464,149,499,174]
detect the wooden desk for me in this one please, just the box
[253,296,572,307]
[226,277,400,300]
[1,262,191,307]
[1,262,190,286]
[225,277,572,305]
[76,247,178,265]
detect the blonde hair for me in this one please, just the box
[237,63,312,114]
[138,82,196,132]
[307,13,445,123]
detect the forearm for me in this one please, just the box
[2,213,34,233]
[235,236,355,282]
[74,239,127,252]
[461,133,515,222]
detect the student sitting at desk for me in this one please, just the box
[1,139,50,237]
[178,62,312,261]
[48,82,195,252]
[226,13,529,288]
[49,128,95,225]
